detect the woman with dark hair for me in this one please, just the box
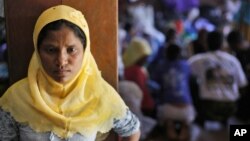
[0,5,140,141]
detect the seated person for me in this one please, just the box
[151,43,196,141]
[123,37,156,117]
[0,5,140,141]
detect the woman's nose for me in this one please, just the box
[56,51,68,68]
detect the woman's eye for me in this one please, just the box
[46,48,57,53]
[67,47,77,54]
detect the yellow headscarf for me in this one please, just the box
[0,5,127,139]
[122,37,152,68]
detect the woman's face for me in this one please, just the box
[38,25,84,84]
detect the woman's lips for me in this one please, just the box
[54,69,70,75]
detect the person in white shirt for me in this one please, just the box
[188,30,248,127]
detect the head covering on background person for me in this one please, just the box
[0,5,127,139]
[122,37,152,68]
[119,80,143,114]
[118,80,156,140]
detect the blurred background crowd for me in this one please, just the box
[118,0,250,141]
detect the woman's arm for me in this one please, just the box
[121,130,141,141]
[0,108,19,141]
[113,109,141,141]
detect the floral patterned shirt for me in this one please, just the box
[0,108,140,141]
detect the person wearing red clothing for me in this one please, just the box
[123,37,156,117]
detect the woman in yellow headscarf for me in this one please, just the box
[0,5,140,141]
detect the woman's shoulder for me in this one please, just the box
[1,78,29,100]
[113,109,140,137]
[10,78,28,87]
[6,78,29,92]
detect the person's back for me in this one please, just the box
[189,31,247,102]
[152,44,193,106]
[151,44,196,141]
[188,30,248,126]
[227,29,250,122]
[227,30,250,80]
